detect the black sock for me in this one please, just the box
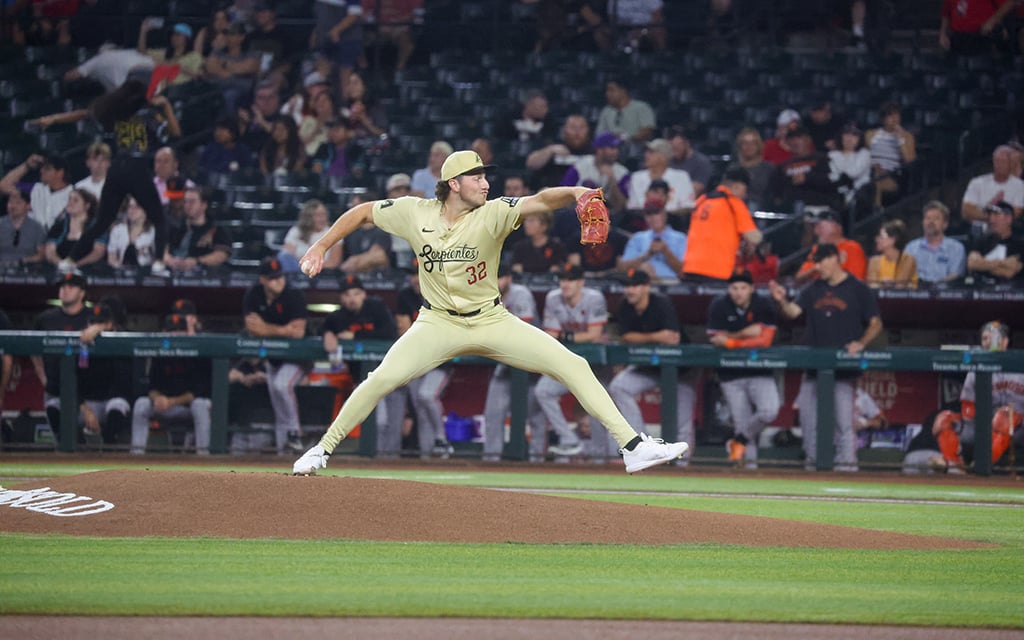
[46,407,61,444]
[623,435,642,451]
[104,409,129,444]
[733,433,749,446]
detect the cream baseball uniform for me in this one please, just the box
[482,281,543,458]
[317,195,639,453]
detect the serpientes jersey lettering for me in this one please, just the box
[372,196,523,313]
[543,287,607,334]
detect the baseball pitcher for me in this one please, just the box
[292,150,688,474]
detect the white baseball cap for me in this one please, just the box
[303,71,327,88]
[777,109,801,127]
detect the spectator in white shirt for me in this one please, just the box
[828,123,872,215]
[0,153,72,231]
[961,145,1024,233]
[74,142,112,200]
[107,196,157,268]
[626,138,695,216]
[63,45,155,92]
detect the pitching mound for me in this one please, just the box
[0,469,992,549]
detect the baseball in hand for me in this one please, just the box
[300,260,314,277]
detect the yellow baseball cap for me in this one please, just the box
[440,150,496,181]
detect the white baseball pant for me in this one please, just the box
[371,389,408,457]
[130,396,212,454]
[533,375,584,449]
[265,361,305,454]
[409,368,451,455]
[720,376,781,465]
[796,374,857,468]
[482,363,543,457]
[608,366,695,449]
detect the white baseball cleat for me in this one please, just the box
[620,433,689,473]
[292,444,330,475]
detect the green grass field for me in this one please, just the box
[2,461,1024,627]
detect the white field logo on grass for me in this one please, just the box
[0,486,115,517]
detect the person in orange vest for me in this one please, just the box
[681,166,762,283]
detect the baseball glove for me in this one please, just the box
[576,188,609,245]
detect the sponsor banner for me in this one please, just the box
[773,370,940,427]
[857,370,940,425]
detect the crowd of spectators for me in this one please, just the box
[0,1,1021,290]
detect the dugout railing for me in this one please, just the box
[1,331,1021,475]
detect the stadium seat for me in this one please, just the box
[271,171,321,205]
[23,46,85,67]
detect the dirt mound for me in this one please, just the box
[0,469,992,549]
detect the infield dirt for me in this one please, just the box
[0,469,995,549]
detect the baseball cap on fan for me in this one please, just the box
[777,109,801,127]
[440,150,496,181]
[593,132,621,149]
[165,176,186,201]
[985,200,1015,217]
[303,70,327,88]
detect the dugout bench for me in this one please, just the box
[1,331,1021,475]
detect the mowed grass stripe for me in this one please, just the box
[1,534,1023,627]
